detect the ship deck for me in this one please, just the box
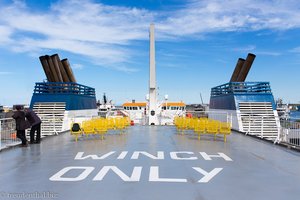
[1,126,300,200]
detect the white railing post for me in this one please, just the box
[246,116,251,135]
[0,120,2,149]
[274,116,281,144]
[282,127,287,143]
[261,116,264,138]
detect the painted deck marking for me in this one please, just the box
[170,151,197,160]
[49,166,94,181]
[131,151,164,160]
[75,151,115,160]
[117,151,128,159]
[199,152,233,161]
[193,167,223,183]
[149,166,187,182]
[93,166,142,182]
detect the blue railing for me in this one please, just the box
[211,82,272,97]
[33,82,96,97]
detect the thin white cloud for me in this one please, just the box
[0,71,12,75]
[1,0,152,44]
[256,51,281,56]
[0,0,300,72]
[11,37,130,64]
[233,46,281,56]
[156,0,300,37]
[0,0,153,72]
[72,63,84,70]
[0,25,13,43]
[290,47,300,53]
[233,45,256,52]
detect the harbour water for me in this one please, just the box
[289,111,300,120]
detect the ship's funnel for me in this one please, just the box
[236,53,256,82]
[39,54,77,83]
[50,54,63,82]
[61,59,76,83]
[230,58,245,82]
[45,55,60,82]
[39,56,54,82]
[51,54,70,82]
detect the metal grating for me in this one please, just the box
[239,102,279,140]
[32,102,66,136]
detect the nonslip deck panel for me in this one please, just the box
[1,126,300,200]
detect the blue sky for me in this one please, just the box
[1,0,300,106]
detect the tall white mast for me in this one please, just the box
[148,23,159,125]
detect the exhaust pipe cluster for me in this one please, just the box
[230,53,256,82]
[39,54,76,83]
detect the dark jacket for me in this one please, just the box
[12,110,28,130]
[25,109,41,126]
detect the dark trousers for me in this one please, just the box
[30,123,41,143]
[16,130,27,145]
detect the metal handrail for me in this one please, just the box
[211,82,272,97]
[0,118,20,150]
[279,117,300,147]
[33,82,96,96]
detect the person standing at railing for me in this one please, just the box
[12,105,29,147]
[25,108,42,144]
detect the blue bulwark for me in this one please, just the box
[30,82,97,110]
[209,82,276,110]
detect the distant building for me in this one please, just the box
[0,105,5,119]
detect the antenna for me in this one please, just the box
[200,92,204,105]
[103,93,107,104]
